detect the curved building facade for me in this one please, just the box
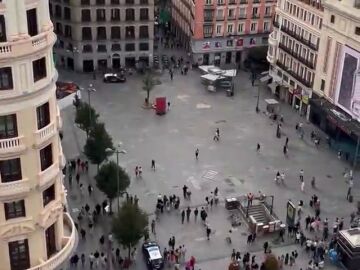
[0,1,76,270]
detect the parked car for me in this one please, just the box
[103,73,126,83]
[142,241,164,269]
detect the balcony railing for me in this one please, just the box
[276,61,313,88]
[216,16,225,21]
[0,31,56,59]
[56,107,63,130]
[280,26,319,51]
[238,14,247,19]
[38,163,60,188]
[28,213,76,270]
[279,43,315,69]
[0,136,26,156]
[0,178,30,198]
[298,0,324,11]
[34,122,56,146]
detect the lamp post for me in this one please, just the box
[106,144,127,212]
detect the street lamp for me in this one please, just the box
[106,143,127,212]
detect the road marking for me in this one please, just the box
[202,170,218,180]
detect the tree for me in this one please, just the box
[142,72,156,105]
[84,122,113,170]
[75,102,99,136]
[263,254,279,270]
[95,161,130,213]
[112,201,148,259]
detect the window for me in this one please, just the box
[355,27,360,35]
[32,57,47,82]
[81,10,91,22]
[81,0,90,4]
[0,67,13,90]
[96,0,105,4]
[111,9,120,21]
[125,43,135,51]
[111,43,121,51]
[126,0,135,3]
[111,0,120,3]
[227,24,233,33]
[320,79,325,91]
[40,144,53,171]
[97,27,107,40]
[0,15,7,42]
[205,0,212,4]
[5,200,26,220]
[203,25,213,37]
[265,6,271,16]
[43,184,55,206]
[238,23,244,33]
[55,5,62,18]
[226,40,233,47]
[251,22,257,32]
[216,25,222,34]
[252,7,258,17]
[239,8,246,18]
[8,240,30,270]
[217,0,224,4]
[0,158,22,182]
[83,44,92,53]
[228,8,235,18]
[140,8,149,20]
[96,9,106,21]
[263,22,270,32]
[126,9,135,21]
[0,114,17,139]
[139,43,149,51]
[55,23,63,35]
[330,15,335,23]
[125,26,135,39]
[111,27,121,39]
[27,9,38,36]
[64,7,71,20]
[64,25,72,38]
[140,0,149,3]
[36,102,50,129]
[139,25,149,38]
[97,44,107,52]
[82,27,92,40]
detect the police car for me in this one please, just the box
[103,73,126,83]
[142,241,164,269]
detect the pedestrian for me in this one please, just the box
[256,143,260,152]
[247,234,253,244]
[338,150,342,159]
[347,178,353,200]
[181,209,185,224]
[285,137,289,147]
[68,173,72,187]
[183,185,188,199]
[79,183,84,195]
[95,204,101,215]
[80,228,86,240]
[138,166,142,177]
[151,159,156,171]
[206,226,211,240]
[77,158,81,169]
[167,101,171,111]
[89,253,95,269]
[99,235,105,246]
[135,166,139,178]
[299,169,304,181]
[76,173,80,185]
[301,179,305,192]
[81,253,85,267]
[194,208,198,221]
[171,236,176,250]
[195,148,199,160]
[85,161,89,172]
[170,70,173,80]
[151,219,156,234]
[186,207,191,222]
[263,241,269,253]
[102,200,108,215]
[81,161,85,173]
[283,145,288,155]
[87,184,93,196]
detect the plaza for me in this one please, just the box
[58,50,354,269]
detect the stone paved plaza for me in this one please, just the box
[58,53,354,269]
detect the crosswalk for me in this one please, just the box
[202,170,218,180]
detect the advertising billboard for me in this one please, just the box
[335,46,360,120]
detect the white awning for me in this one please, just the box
[260,75,271,82]
[198,65,216,73]
[265,98,279,105]
[268,82,278,92]
[201,73,224,81]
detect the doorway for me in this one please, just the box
[112,54,121,70]
[83,60,94,72]
[203,54,209,65]
[225,52,232,64]
[97,59,107,72]
[235,51,242,63]
[67,57,74,70]
[45,223,57,258]
[125,57,136,68]
[214,53,221,66]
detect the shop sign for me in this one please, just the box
[286,200,296,226]
[288,87,294,94]
[202,42,211,50]
[302,95,309,104]
[249,38,256,46]
[236,39,243,47]
[215,41,222,48]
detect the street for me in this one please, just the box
[58,56,351,269]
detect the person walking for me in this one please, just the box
[135,166,139,178]
[87,184,93,196]
[206,226,211,240]
[151,160,156,171]
[299,169,304,181]
[80,228,86,240]
[256,143,261,152]
[81,253,86,267]
[167,101,171,111]
[68,173,72,187]
[89,253,95,269]
[194,208,199,222]
[195,148,199,160]
[181,210,185,224]
[285,137,289,147]
[186,207,191,222]
[138,166,142,177]
[300,179,305,192]
[347,178,354,200]
[76,173,80,185]
[151,219,156,234]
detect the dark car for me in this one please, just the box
[103,73,126,83]
[142,241,164,269]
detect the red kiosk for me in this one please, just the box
[155,97,166,115]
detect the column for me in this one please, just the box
[16,0,28,38]
[5,1,19,41]
[38,0,52,31]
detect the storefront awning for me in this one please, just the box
[260,75,271,82]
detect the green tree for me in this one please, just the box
[264,254,279,270]
[142,72,156,105]
[84,122,113,170]
[95,161,130,213]
[75,102,99,136]
[112,201,148,259]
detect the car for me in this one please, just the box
[103,73,126,83]
[142,241,164,269]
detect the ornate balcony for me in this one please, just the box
[34,122,56,146]
[28,213,77,270]
[0,31,56,60]
[38,163,60,188]
[0,136,26,157]
[276,60,313,88]
[0,178,30,198]
[269,32,278,46]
